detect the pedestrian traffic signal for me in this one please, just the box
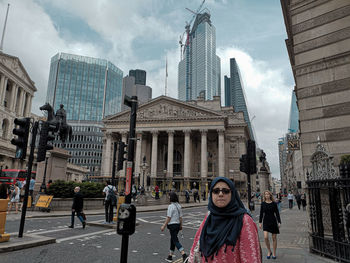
[37,121,56,162]
[117,141,127,171]
[240,154,249,174]
[11,118,31,160]
[248,140,257,174]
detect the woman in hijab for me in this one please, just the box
[188,177,261,263]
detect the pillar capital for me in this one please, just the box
[200,129,208,134]
[183,129,191,135]
[167,130,175,135]
[120,130,128,136]
[217,128,225,135]
[151,130,159,136]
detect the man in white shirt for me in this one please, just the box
[287,192,294,209]
[102,181,117,224]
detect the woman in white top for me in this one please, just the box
[8,182,20,213]
[161,192,188,262]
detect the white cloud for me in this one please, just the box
[217,46,292,178]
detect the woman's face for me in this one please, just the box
[264,191,271,200]
[212,181,232,208]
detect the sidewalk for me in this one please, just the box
[1,200,208,253]
[258,206,334,263]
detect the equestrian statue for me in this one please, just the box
[39,103,72,146]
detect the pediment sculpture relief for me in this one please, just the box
[1,56,30,85]
[119,102,212,120]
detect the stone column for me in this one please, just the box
[167,130,174,178]
[0,75,5,104]
[218,129,225,177]
[200,129,208,178]
[19,90,26,116]
[167,130,174,190]
[104,133,112,177]
[151,131,158,182]
[10,83,17,112]
[184,129,191,178]
[25,95,33,117]
[134,132,142,186]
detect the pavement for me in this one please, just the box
[1,199,336,262]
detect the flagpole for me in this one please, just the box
[165,57,168,96]
[0,3,10,52]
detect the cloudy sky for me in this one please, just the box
[0,0,294,179]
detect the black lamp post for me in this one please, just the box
[39,157,49,193]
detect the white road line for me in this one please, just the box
[27,227,73,235]
[56,229,113,243]
[137,218,149,223]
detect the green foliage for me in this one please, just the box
[340,155,350,165]
[46,180,105,198]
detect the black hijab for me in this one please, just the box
[199,177,247,259]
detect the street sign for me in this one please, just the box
[35,195,53,208]
[125,162,132,196]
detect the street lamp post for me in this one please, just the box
[39,157,49,193]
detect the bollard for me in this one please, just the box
[0,199,10,242]
[113,196,125,222]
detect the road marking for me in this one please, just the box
[138,218,149,223]
[27,227,72,235]
[56,229,112,243]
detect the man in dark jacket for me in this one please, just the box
[69,186,86,229]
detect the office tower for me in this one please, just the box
[46,53,123,178]
[288,90,299,133]
[225,58,254,139]
[129,69,146,85]
[46,53,123,121]
[121,72,152,111]
[178,12,221,101]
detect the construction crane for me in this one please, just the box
[179,0,205,61]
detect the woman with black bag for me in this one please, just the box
[161,192,188,262]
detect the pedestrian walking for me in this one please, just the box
[295,192,302,210]
[259,190,281,260]
[29,176,36,201]
[161,192,188,262]
[276,192,282,212]
[103,181,117,224]
[185,189,190,203]
[301,192,307,211]
[8,182,20,214]
[188,177,261,263]
[68,186,86,229]
[287,191,294,209]
[155,185,160,199]
[192,187,199,203]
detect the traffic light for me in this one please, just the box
[37,121,56,162]
[11,118,31,160]
[239,154,249,174]
[117,141,127,171]
[248,140,257,174]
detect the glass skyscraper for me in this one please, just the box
[46,53,123,179]
[224,58,254,140]
[178,12,221,101]
[46,53,123,121]
[288,90,299,133]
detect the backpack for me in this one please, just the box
[106,186,117,205]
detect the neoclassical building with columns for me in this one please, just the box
[0,52,36,169]
[101,95,252,193]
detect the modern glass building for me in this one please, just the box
[178,12,221,101]
[129,69,146,85]
[46,53,123,179]
[46,53,123,121]
[224,58,254,140]
[288,90,299,133]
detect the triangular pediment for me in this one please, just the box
[104,96,225,122]
[0,52,36,90]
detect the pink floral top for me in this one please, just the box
[188,213,261,263]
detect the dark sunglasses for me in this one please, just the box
[212,188,231,195]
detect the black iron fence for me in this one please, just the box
[307,176,350,262]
